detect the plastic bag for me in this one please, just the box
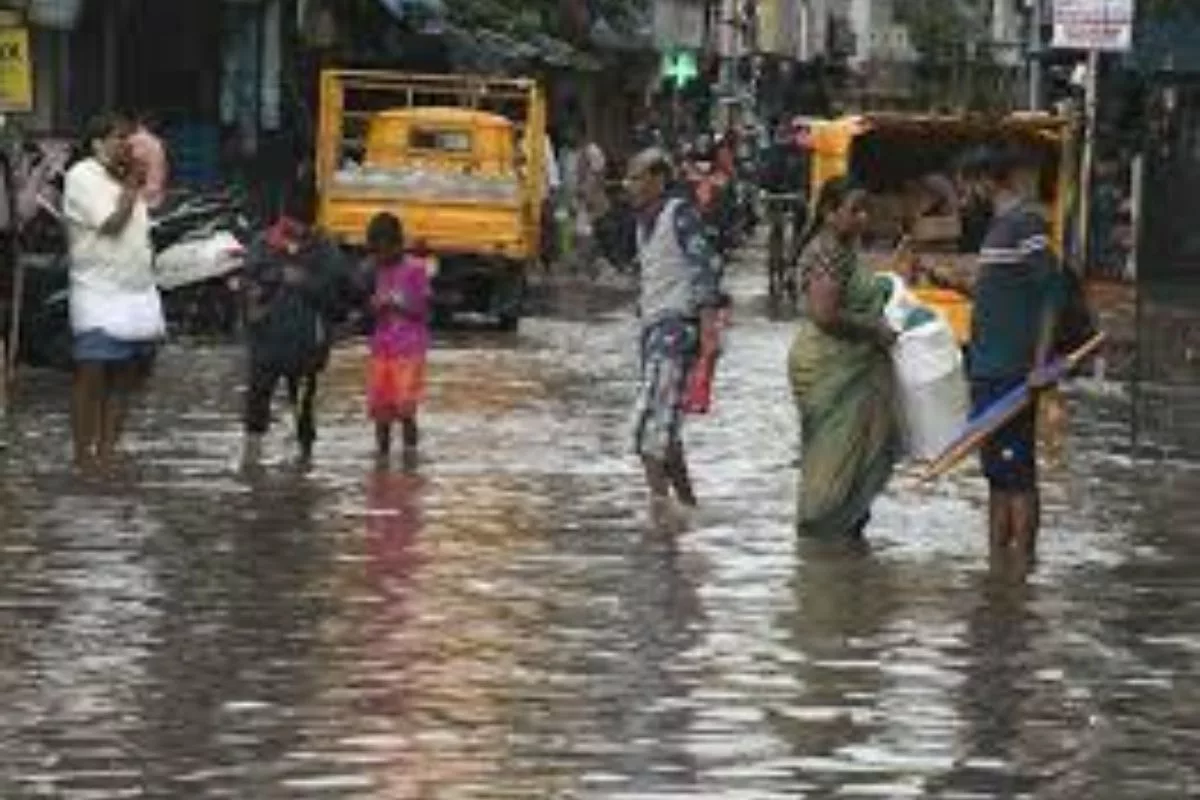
[682,350,716,414]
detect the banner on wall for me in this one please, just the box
[0,26,32,113]
[1053,0,1135,52]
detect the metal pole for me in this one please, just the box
[1029,0,1044,110]
[4,252,23,395]
[1127,152,1143,282]
[1076,49,1100,275]
[2,114,18,406]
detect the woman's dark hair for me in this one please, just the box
[797,175,858,254]
[366,212,404,251]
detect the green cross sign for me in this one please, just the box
[661,50,698,89]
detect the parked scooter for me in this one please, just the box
[152,190,254,336]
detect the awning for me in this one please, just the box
[529,33,602,71]
[444,25,602,73]
[378,0,446,22]
[589,15,655,54]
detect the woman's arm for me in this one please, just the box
[806,267,895,348]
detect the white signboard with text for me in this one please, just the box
[1053,0,1135,51]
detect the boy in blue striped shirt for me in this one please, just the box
[929,146,1065,572]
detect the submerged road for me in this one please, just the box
[1,265,1198,799]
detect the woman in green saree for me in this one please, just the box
[789,177,902,539]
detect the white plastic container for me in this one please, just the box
[880,272,923,333]
[893,317,969,461]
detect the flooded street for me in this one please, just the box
[2,266,1199,799]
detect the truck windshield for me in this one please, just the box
[410,128,472,152]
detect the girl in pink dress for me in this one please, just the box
[365,213,431,463]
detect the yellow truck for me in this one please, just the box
[316,71,548,330]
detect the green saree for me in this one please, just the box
[788,233,901,539]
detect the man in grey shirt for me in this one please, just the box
[624,148,722,530]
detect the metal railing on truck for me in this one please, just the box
[315,70,547,202]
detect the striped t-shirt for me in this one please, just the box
[968,199,1066,380]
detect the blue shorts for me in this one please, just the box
[73,329,157,364]
[971,376,1037,492]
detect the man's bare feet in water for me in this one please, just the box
[649,494,691,534]
[239,434,264,474]
[74,454,102,480]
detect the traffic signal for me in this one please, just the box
[661,49,699,90]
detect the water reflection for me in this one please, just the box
[137,476,329,796]
[940,575,1042,798]
[1,290,1198,798]
[768,540,903,794]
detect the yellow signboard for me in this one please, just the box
[0,27,33,113]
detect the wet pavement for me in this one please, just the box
[2,265,1199,799]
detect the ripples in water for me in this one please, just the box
[2,282,1198,798]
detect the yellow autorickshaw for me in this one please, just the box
[800,112,1078,343]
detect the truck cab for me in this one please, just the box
[316,72,547,330]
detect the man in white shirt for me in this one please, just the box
[625,148,722,530]
[62,113,163,474]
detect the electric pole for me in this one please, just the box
[1029,0,1044,110]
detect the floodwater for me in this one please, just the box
[2,268,1198,799]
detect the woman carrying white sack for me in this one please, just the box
[879,260,969,462]
[62,113,165,474]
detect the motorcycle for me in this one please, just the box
[152,190,254,336]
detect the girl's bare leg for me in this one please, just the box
[376,421,392,457]
[400,415,419,469]
[401,415,418,451]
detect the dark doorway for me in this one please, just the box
[1132,78,1200,456]
[114,0,222,122]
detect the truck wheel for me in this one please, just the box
[497,312,519,333]
[494,269,525,332]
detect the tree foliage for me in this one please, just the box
[444,0,647,39]
[1140,0,1200,21]
[447,0,556,36]
[896,0,990,62]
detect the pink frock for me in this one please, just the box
[367,256,431,421]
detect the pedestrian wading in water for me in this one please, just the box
[788,176,902,540]
[925,146,1065,573]
[361,212,431,468]
[625,147,723,531]
[240,202,348,469]
[63,113,165,474]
